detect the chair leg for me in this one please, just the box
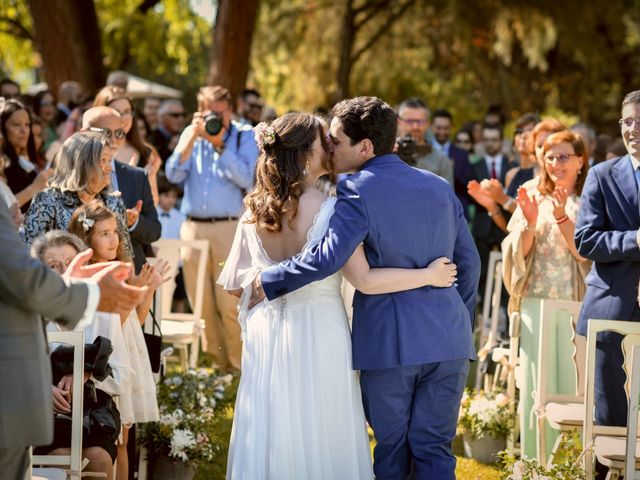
[546,432,563,468]
[537,416,547,466]
[189,331,200,370]
[178,345,188,372]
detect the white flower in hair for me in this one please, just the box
[254,122,276,150]
[78,211,95,232]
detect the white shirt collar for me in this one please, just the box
[630,154,640,171]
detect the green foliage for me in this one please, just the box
[0,0,36,81]
[139,369,236,466]
[496,430,585,480]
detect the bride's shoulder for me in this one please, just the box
[297,189,330,221]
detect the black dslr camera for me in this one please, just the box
[204,112,223,136]
[395,135,432,166]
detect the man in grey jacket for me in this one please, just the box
[0,200,147,480]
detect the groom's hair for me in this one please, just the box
[331,96,397,155]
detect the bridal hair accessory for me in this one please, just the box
[78,211,95,232]
[254,122,276,150]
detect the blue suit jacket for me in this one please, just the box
[261,154,481,370]
[575,155,640,338]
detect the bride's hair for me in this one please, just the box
[245,112,330,233]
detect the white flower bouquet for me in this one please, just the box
[457,389,513,440]
[139,369,235,465]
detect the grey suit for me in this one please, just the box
[0,200,89,479]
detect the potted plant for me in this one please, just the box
[457,389,513,463]
[496,430,585,479]
[139,369,235,480]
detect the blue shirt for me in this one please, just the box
[165,122,259,218]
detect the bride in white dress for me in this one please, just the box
[218,112,457,480]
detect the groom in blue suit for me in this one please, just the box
[253,97,480,479]
[575,90,640,430]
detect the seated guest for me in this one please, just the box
[31,230,131,480]
[502,129,591,458]
[19,131,133,260]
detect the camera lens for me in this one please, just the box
[204,112,223,136]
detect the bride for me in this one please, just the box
[218,112,457,479]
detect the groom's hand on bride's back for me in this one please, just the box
[249,274,267,309]
[425,257,457,288]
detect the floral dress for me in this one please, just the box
[19,187,133,259]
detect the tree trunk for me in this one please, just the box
[335,0,356,103]
[27,0,106,95]
[207,0,260,102]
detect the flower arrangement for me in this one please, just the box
[496,431,585,480]
[254,122,276,150]
[139,369,235,465]
[457,389,513,440]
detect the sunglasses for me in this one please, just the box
[89,126,126,140]
[167,112,185,118]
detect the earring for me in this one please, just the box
[578,168,582,174]
[303,159,310,177]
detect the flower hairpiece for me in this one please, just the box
[254,122,276,150]
[78,211,95,232]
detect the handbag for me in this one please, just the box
[143,297,163,374]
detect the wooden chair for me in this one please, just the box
[151,238,209,370]
[534,299,584,466]
[584,319,640,480]
[31,331,89,480]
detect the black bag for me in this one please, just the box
[143,300,163,374]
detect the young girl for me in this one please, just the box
[68,201,168,479]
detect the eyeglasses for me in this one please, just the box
[40,100,54,107]
[247,102,263,110]
[544,153,579,164]
[619,116,640,128]
[89,126,126,140]
[167,112,185,118]
[398,117,428,126]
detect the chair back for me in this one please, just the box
[152,239,209,323]
[32,331,85,480]
[584,320,640,480]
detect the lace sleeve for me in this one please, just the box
[217,212,256,290]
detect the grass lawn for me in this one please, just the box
[194,395,501,480]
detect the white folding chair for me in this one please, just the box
[151,238,209,370]
[32,331,87,480]
[534,299,584,466]
[584,320,640,480]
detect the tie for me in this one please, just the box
[635,166,640,190]
[490,159,497,179]
[160,212,170,218]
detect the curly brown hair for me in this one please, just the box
[244,112,330,233]
[68,200,129,263]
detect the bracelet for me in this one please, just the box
[502,197,516,211]
[488,208,502,218]
[556,215,569,225]
[524,223,536,231]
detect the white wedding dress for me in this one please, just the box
[218,198,373,480]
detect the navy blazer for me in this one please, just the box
[261,154,481,370]
[450,144,473,219]
[114,161,161,272]
[575,155,640,337]
[471,154,513,240]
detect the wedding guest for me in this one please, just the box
[19,131,134,261]
[166,85,259,371]
[574,91,640,478]
[0,78,20,99]
[82,106,161,271]
[1,99,52,211]
[156,174,184,240]
[56,81,82,125]
[33,89,60,152]
[454,129,473,153]
[502,129,590,459]
[68,201,164,480]
[142,97,160,131]
[93,86,162,204]
[149,99,185,163]
[31,230,126,480]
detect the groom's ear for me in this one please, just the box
[360,138,374,158]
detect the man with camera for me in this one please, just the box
[165,85,259,372]
[396,98,453,185]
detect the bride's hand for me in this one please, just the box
[424,257,457,288]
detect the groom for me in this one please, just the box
[253,96,480,479]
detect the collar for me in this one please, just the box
[631,154,640,171]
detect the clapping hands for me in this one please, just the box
[132,259,172,291]
[516,187,538,225]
